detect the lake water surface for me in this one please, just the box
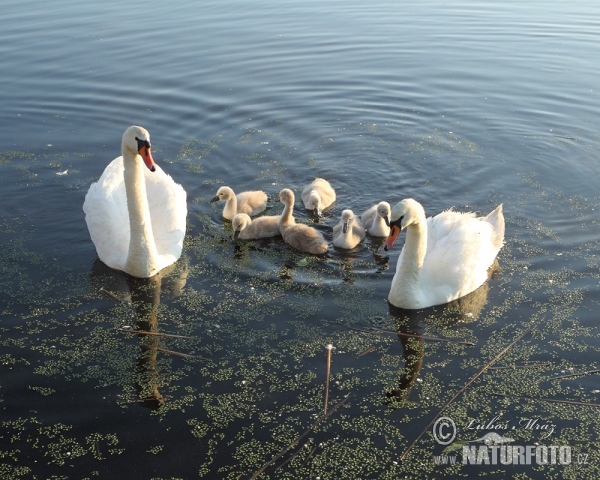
[1,0,600,478]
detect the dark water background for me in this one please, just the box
[1,0,600,478]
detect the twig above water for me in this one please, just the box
[324,345,334,415]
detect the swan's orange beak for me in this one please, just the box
[139,145,156,172]
[384,225,401,251]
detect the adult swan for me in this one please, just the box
[83,126,187,278]
[384,198,504,309]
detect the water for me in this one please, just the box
[1,0,600,478]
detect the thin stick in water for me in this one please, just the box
[358,345,377,357]
[274,443,308,471]
[324,344,334,415]
[117,328,195,340]
[493,392,600,408]
[548,368,600,381]
[348,326,475,346]
[249,395,350,480]
[101,287,122,303]
[299,445,318,470]
[488,363,551,370]
[157,348,207,360]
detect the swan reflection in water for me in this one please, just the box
[330,235,390,286]
[91,259,188,410]
[385,261,499,403]
[369,236,390,272]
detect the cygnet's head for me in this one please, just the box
[210,186,234,203]
[307,192,322,216]
[231,213,251,241]
[384,198,425,251]
[377,202,391,220]
[278,188,295,205]
[122,125,156,172]
[341,209,355,233]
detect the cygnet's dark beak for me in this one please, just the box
[233,230,240,241]
[383,215,390,227]
[342,221,349,234]
[210,195,219,203]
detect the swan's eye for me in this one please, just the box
[135,137,151,151]
[389,215,404,229]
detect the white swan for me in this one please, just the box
[384,199,504,309]
[332,209,365,249]
[301,178,336,216]
[232,213,281,240]
[83,126,187,278]
[278,189,329,255]
[210,186,267,220]
[361,201,391,237]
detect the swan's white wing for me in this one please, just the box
[83,158,187,272]
[419,210,497,304]
[144,164,187,268]
[83,157,130,270]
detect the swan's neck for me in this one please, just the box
[310,192,320,208]
[390,221,427,306]
[224,193,238,219]
[278,199,295,230]
[123,153,159,277]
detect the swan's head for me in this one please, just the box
[210,186,234,203]
[232,214,251,241]
[384,199,425,251]
[123,125,156,172]
[278,188,295,206]
[307,192,323,216]
[341,209,355,233]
